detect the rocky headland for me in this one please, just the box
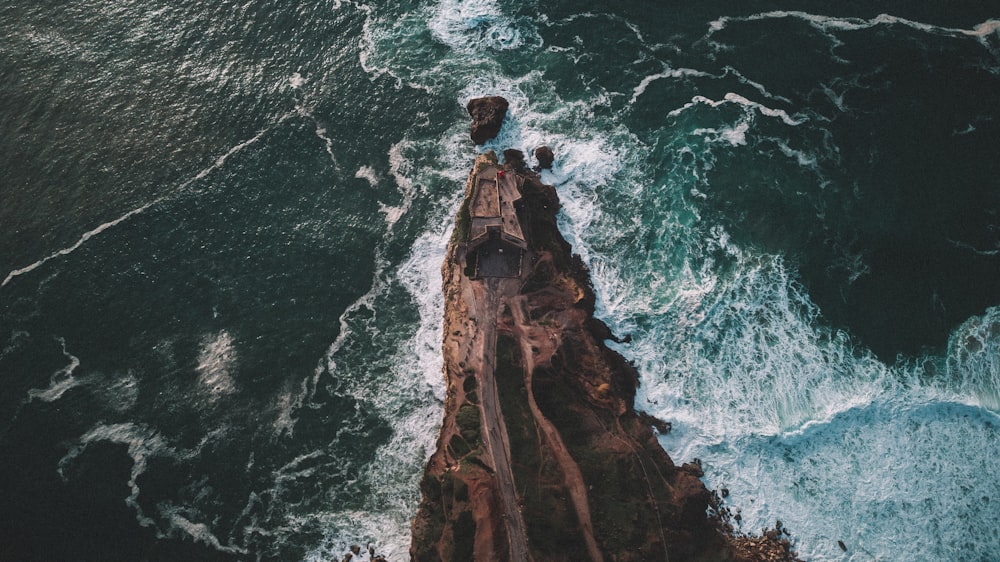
[409,98,799,561]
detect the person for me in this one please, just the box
[497,170,505,179]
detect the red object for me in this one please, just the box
[497,170,505,178]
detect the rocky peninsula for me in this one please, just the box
[409,98,799,561]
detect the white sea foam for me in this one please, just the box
[272,385,303,437]
[300,121,472,556]
[379,141,419,227]
[354,165,380,187]
[820,83,847,113]
[723,66,793,104]
[517,70,1000,554]
[165,509,248,555]
[58,422,171,527]
[954,123,977,136]
[693,121,751,147]
[27,337,82,403]
[776,139,819,169]
[631,66,712,104]
[947,237,1000,256]
[313,124,339,168]
[292,85,341,171]
[101,371,140,412]
[940,307,1000,410]
[669,93,806,127]
[707,11,1000,51]
[615,228,1000,560]
[397,227,451,402]
[0,330,30,363]
[428,0,540,53]
[59,421,247,552]
[314,215,457,561]
[359,0,544,93]
[711,398,1000,561]
[196,330,237,400]
[1,200,162,288]
[301,512,412,562]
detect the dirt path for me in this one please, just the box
[472,278,532,562]
[508,296,605,562]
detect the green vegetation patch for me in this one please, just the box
[533,364,666,556]
[456,403,481,444]
[448,433,471,458]
[463,375,478,393]
[450,510,476,562]
[453,192,472,245]
[414,471,446,560]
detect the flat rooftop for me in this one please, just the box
[470,178,500,218]
[468,165,525,247]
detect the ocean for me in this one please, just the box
[1,1,998,560]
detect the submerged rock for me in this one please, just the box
[466,96,509,144]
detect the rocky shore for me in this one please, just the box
[409,98,799,561]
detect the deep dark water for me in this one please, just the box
[668,13,1000,360]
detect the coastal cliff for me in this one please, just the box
[410,109,798,561]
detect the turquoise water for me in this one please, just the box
[2,1,999,560]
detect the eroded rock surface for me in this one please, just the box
[533,145,554,170]
[467,96,509,145]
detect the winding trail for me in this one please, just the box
[508,296,605,562]
[472,277,532,562]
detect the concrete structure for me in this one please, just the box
[468,166,525,278]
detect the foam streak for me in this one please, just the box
[708,11,1000,48]
[630,66,712,104]
[26,337,82,403]
[2,200,161,288]
[2,116,290,289]
[669,92,806,126]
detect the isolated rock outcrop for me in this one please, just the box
[466,96,509,144]
[533,145,554,169]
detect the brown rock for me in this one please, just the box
[503,149,527,172]
[681,460,704,478]
[466,96,509,144]
[534,145,555,169]
[673,471,713,522]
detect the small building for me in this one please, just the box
[467,166,525,278]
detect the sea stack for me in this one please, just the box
[533,145,554,170]
[467,96,509,145]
